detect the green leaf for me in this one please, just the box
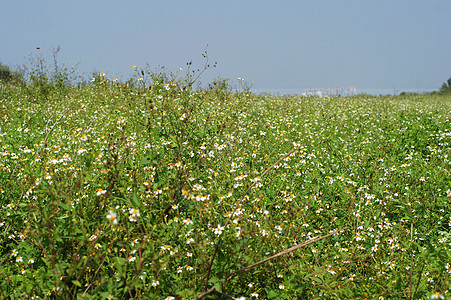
[209,277,223,293]
[214,282,222,293]
[18,203,28,208]
[267,290,279,299]
[72,280,82,287]
[131,192,141,208]
[310,275,323,284]
[59,202,70,211]
[266,187,274,197]
[139,156,152,165]
[133,282,143,289]
[116,257,126,275]
[208,277,219,285]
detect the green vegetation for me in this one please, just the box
[0,62,16,83]
[439,76,451,94]
[0,62,450,299]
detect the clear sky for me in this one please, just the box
[1,0,450,90]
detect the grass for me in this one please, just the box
[0,68,450,299]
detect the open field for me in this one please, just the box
[1,74,450,299]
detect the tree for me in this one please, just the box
[439,76,451,94]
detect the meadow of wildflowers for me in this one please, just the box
[0,66,450,299]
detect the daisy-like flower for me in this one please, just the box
[96,189,106,196]
[129,208,140,222]
[152,280,159,286]
[251,292,259,298]
[129,208,139,216]
[431,292,445,299]
[106,210,118,225]
[214,224,224,235]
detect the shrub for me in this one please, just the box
[0,62,15,83]
[439,76,451,94]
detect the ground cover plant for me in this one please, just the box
[0,63,450,299]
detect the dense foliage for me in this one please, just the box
[0,69,450,299]
[0,63,15,83]
[439,76,451,94]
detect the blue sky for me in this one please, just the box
[1,0,450,90]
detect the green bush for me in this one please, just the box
[439,76,451,94]
[0,62,15,83]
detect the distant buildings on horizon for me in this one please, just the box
[252,87,437,97]
[300,86,357,97]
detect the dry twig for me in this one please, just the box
[194,226,349,299]
[203,147,300,291]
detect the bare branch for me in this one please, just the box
[194,226,349,299]
[203,147,300,290]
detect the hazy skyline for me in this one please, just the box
[1,0,450,90]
